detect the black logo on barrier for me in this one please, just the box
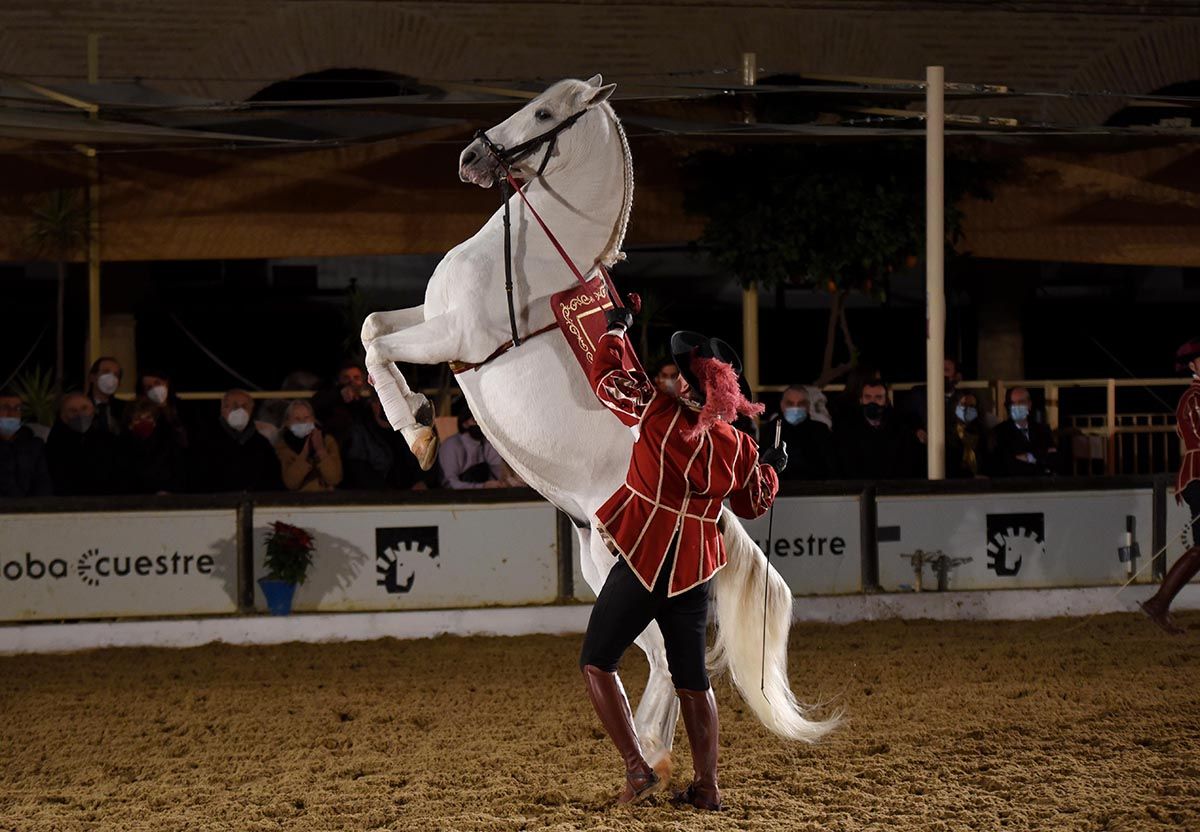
[985,513,1045,576]
[375,527,440,594]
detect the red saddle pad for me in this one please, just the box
[550,272,645,377]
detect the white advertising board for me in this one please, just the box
[877,489,1154,591]
[1166,495,1197,571]
[253,502,559,612]
[740,495,862,595]
[0,510,238,622]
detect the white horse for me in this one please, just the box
[361,76,837,767]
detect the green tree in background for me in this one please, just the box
[28,190,89,393]
[684,140,1001,385]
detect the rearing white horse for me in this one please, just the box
[362,76,837,767]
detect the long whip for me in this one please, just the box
[760,419,782,697]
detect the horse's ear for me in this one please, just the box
[585,74,603,87]
[585,82,616,108]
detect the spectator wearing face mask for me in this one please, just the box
[118,399,187,494]
[946,390,987,479]
[136,368,189,448]
[833,380,919,480]
[438,405,508,489]
[85,356,125,436]
[0,388,52,498]
[654,361,682,396]
[276,400,343,492]
[988,387,1057,476]
[45,392,121,495]
[189,389,283,492]
[759,385,835,481]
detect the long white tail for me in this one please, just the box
[708,507,841,743]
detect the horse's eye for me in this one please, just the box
[534,108,552,122]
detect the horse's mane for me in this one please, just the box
[597,100,633,268]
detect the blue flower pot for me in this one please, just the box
[258,577,298,616]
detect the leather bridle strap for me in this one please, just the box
[466,108,625,366]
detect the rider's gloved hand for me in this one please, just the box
[605,307,633,333]
[759,441,788,474]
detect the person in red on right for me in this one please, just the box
[1141,337,1200,634]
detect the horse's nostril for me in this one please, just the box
[462,150,477,165]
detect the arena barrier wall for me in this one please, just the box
[252,502,559,612]
[0,477,1187,624]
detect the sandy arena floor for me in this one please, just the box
[2,612,1199,832]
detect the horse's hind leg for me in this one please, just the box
[633,623,680,773]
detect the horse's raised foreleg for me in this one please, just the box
[363,311,479,471]
[361,305,425,346]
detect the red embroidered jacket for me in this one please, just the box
[589,332,779,595]
[1177,377,1200,499]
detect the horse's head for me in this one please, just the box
[459,75,616,188]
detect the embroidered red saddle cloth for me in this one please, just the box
[550,271,645,377]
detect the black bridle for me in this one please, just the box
[473,108,587,180]
[473,109,589,347]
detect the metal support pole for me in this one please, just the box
[741,52,760,396]
[925,66,946,479]
[860,486,879,592]
[1106,377,1117,475]
[556,511,575,602]
[86,33,102,368]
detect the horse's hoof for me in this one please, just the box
[411,426,438,471]
[650,754,672,787]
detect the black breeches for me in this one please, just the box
[1184,481,1200,546]
[579,553,711,692]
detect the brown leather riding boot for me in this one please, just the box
[1141,545,1200,635]
[581,665,662,804]
[674,687,722,811]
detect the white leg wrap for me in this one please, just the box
[369,362,416,431]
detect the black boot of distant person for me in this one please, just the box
[1140,546,1200,635]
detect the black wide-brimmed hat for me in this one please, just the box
[671,330,743,398]
[1176,337,1200,373]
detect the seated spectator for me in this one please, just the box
[45,392,121,495]
[829,363,881,428]
[86,356,124,435]
[0,388,52,497]
[136,368,189,448]
[119,399,187,494]
[336,388,400,489]
[312,359,375,443]
[276,400,343,492]
[833,380,919,479]
[654,361,682,395]
[188,390,283,492]
[759,385,836,481]
[439,405,508,489]
[905,357,962,441]
[946,390,987,479]
[988,387,1058,476]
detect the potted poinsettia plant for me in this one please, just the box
[258,521,317,616]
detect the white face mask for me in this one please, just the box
[96,372,119,396]
[225,407,250,431]
[146,385,169,405]
[289,422,315,439]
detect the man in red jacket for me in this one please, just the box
[1142,337,1200,634]
[579,308,787,810]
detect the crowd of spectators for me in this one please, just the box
[757,357,1060,482]
[0,356,520,499]
[1,352,1065,499]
